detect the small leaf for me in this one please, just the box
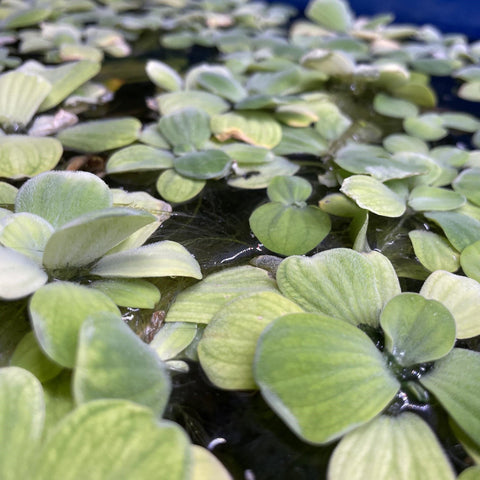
[383,133,429,154]
[313,102,351,140]
[250,203,331,256]
[15,171,112,229]
[341,175,406,217]
[10,331,62,383]
[150,322,197,361]
[165,266,277,325]
[403,114,448,141]
[42,208,156,272]
[34,400,190,480]
[146,60,183,91]
[211,111,282,148]
[0,247,47,300]
[420,348,480,446]
[0,182,17,205]
[328,413,455,480]
[267,176,312,204]
[0,71,51,127]
[461,240,480,283]
[106,145,173,174]
[196,69,247,102]
[420,270,480,339]
[158,108,211,152]
[458,81,480,102]
[409,230,460,272]
[74,313,171,417]
[273,126,328,156]
[306,0,354,32]
[90,240,202,279]
[458,467,480,480]
[221,143,271,165]
[156,169,206,203]
[319,192,362,217]
[380,293,455,366]
[408,186,466,212]
[174,150,232,180]
[276,248,400,327]
[89,278,160,308]
[0,135,62,179]
[30,282,121,368]
[453,168,480,206]
[199,291,303,390]
[440,113,480,132]
[57,117,141,152]
[254,313,399,444]
[191,446,232,480]
[0,367,45,480]
[157,90,229,116]
[373,93,419,119]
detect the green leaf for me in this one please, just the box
[0,182,17,205]
[165,266,277,325]
[191,446,232,480]
[0,367,45,480]
[174,150,232,180]
[420,270,480,339]
[42,208,156,272]
[199,291,303,390]
[383,133,429,154]
[267,175,312,204]
[146,60,183,92]
[34,400,191,480]
[111,189,171,222]
[313,102,351,140]
[420,348,480,446]
[15,171,112,229]
[409,230,460,272]
[373,93,419,119]
[156,90,229,116]
[453,168,480,206]
[156,169,206,203]
[30,282,121,368]
[106,145,174,174]
[57,117,141,152]
[10,331,63,383]
[440,113,480,132]
[403,114,448,141]
[158,108,211,152]
[250,203,331,256]
[458,81,480,102]
[89,278,160,308]
[0,247,47,300]
[424,211,480,251]
[4,7,51,28]
[306,0,354,32]
[328,413,455,480]
[273,125,328,156]
[211,111,282,148]
[90,240,202,279]
[461,240,480,283]
[340,175,406,217]
[0,71,51,127]
[254,313,399,444]
[196,70,247,103]
[380,293,455,366]
[319,192,362,217]
[408,186,466,212]
[150,322,197,361]
[276,248,400,327]
[458,467,480,480]
[0,213,53,264]
[221,143,272,165]
[74,313,171,417]
[0,135,62,179]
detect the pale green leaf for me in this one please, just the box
[273,125,328,156]
[440,113,480,132]
[156,90,229,116]
[453,168,480,206]
[146,60,183,92]
[196,70,247,103]
[174,150,232,180]
[221,143,272,165]
[165,266,277,325]
[30,282,121,368]
[191,446,232,480]
[319,192,362,217]
[306,0,353,32]
[199,291,303,390]
[254,313,399,444]
[328,413,455,480]
[383,134,429,154]
[267,176,312,204]
[458,467,480,480]
[458,81,480,102]
[156,169,206,203]
[403,114,448,141]
[420,349,480,445]
[461,240,480,283]
[420,270,480,339]
[106,145,174,174]
[0,182,17,206]
[90,240,202,279]
[373,93,419,119]
[150,322,197,361]
[408,186,466,212]
[313,102,352,140]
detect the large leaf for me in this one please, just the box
[0,135,62,179]
[328,413,455,480]
[249,203,331,256]
[0,367,44,480]
[199,291,303,390]
[15,171,112,229]
[0,71,51,127]
[420,348,480,446]
[420,270,480,339]
[165,266,277,324]
[0,213,53,264]
[276,248,400,327]
[57,117,141,152]
[380,293,456,366]
[0,247,47,300]
[211,111,282,148]
[42,208,156,272]
[106,145,174,174]
[458,467,480,480]
[254,313,399,444]
[191,446,232,480]
[33,400,191,480]
[74,314,171,417]
[341,175,406,217]
[29,282,121,368]
[90,240,202,279]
